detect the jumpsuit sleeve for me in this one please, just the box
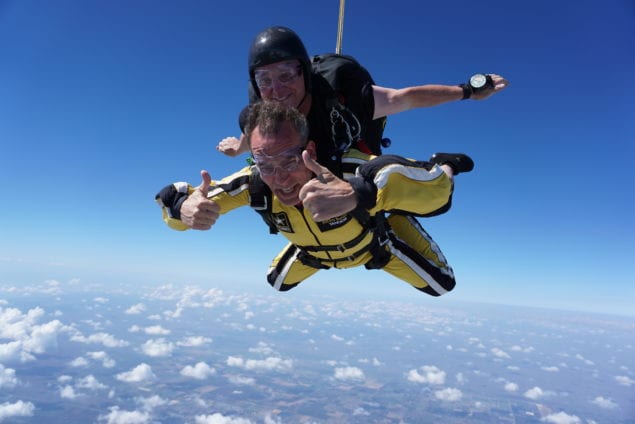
[154,166,253,231]
[348,155,453,216]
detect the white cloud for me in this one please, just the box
[83,319,105,331]
[57,375,72,383]
[71,332,129,348]
[334,366,365,381]
[524,386,546,400]
[353,407,369,416]
[504,382,518,392]
[226,356,292,372]
[176,336,212,347]
[94,297,109,304]
[455,373,465,384]
[248,342,273,355]
[195,413,253,424]
[22,319,64,353]
[226,375,255,386]
[591,396,618,409]
[407,365,446,385]
[60,385,79,399]
[180,362,216,380]
[141,338,174,357]
[511,345,535,353]
[98,406,150,424]
[615,375,634,386]
[149,285,226,319]
[575,354,594,366]
[227,356,244,367]
[125,303,146,315]
[69,357,89,367]
[0,365,18,388]
[77,375,107,390]
[540,411,581,424]
[491,348,510,359]
[135,395,166,412]
[434,387,463,402]
[541,366,559,372]
[87,351,116,368]
[0,400,35,421]
[116,363,156,383]
[143,326,170,336]
[0,341,33,363]
[0,307,70,363]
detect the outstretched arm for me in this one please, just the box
[156,166,253,230]
[372,74,509,119]
[155,171,220,231]
[217,105,252,157]
[217,134,250,157]
[179,171,220,230]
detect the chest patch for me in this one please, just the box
[272,212,293,233]
[317,214,351,232]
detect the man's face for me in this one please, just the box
[251,122,314,206]
[253,60,306,109]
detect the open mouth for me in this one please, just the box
[272,95,291,103]
[280,186,296,194]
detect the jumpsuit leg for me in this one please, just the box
[267,242,321,291]
[381,214,456,296]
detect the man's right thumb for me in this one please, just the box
[198,170,212,196]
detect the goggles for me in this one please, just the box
[253,147,304,176]
[254,63,302,90]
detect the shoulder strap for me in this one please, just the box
[249,166,278,234]
[311,53,385,157]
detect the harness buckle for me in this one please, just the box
[251,194,268,211]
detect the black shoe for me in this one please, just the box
[430,153,474,175]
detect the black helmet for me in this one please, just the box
[248,26,312,98]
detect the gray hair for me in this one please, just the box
[244,101,309,148]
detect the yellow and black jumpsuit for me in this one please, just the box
[156,151,456,297]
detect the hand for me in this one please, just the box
[179,170,220,230]
[216,134,249,157]
[298,151,358,222]
[471,74,509,100]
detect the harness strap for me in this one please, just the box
[298,237,373,267]
[248,166,278,234]
[298,212,392,270]
[300,228,370,253]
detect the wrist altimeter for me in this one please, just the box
[461,73,494,99]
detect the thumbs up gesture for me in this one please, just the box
[299,151,358,222]
[180,170,221,230]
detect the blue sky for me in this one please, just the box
[1,0,633,316]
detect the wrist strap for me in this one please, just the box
[459,84,472,100]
